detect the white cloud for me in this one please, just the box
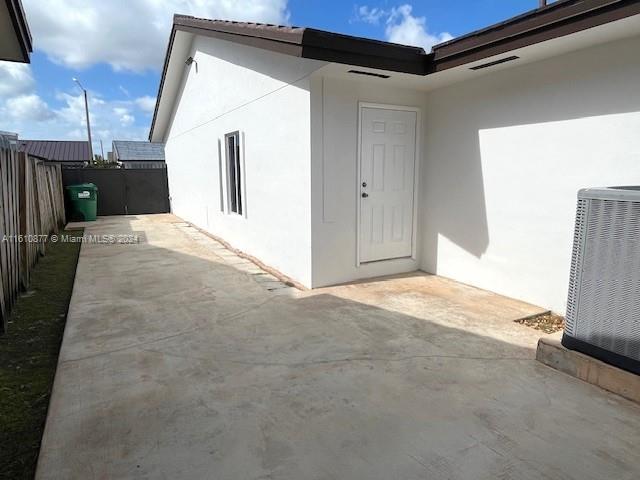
[5,94,55,121]
[114,107,135,126]
[355,6,387,25]
[120,114,135,127]
[55,92,103,128]
[0,62,151,148]
[354,4,452,51]
[385,5,453,50]
[0,62,36,97]
[0,87,148,147]
[22,0,290,72]
[134,95,157,114]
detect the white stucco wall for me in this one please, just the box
[421,35,640,312]
[164,30,640,311]
[163,35,324,286]
[310,76,426,287]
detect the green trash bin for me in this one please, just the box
[66,183,98,221]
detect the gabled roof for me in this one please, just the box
[0,0,33,63]
[112,141,165,161]
[150,0,640,140]
[19,140,90,162]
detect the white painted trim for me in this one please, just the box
[411,109,421,263]
[320,76,332,224]
[241,131,248,219]
[356,105,363,267]
[220,136,230,214]
[356,102,421,267]
[359,102,421,114]
[217,138,225,212]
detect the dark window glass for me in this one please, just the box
[225,132,242,215]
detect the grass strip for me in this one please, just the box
[0,229,83,479]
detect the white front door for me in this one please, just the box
[359,106,417,263]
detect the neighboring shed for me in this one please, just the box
[19,140,90,167]
[112,141,166,169]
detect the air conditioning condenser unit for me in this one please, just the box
[563,187,640,374]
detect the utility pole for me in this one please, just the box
[72,77,94,165]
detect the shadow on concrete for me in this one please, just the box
[36,215,640,480]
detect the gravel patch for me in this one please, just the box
[515,312,565,334]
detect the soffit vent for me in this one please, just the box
[469,55,519,70]
[348,70,390,79]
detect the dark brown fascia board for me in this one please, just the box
[431,0,639,72]
[149,2,640,139]
[173,14,305,43]
[173,16,427,73]
[301,28,426,74]
[175,24,304,57]
[149,19,306,141]
[433,0,619,57]
[149,25,177,141]
[168,1,639,77]
[173,15,306,44]
[149,16,427,139]
[302,28,425,59]
[302,45,426,74]
[175,26,425,74]
[5,0,33,63]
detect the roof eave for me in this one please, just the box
[5,0,33,63]
[149,24,177,141]
[149,1,640,140]
[430,0,639,72]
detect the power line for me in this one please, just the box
[168,67,322,141]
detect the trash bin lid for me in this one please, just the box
[66,183,98,191]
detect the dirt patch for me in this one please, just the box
[0,229,83,479]
[515,312,565,334]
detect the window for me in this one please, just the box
[224,131,243,215]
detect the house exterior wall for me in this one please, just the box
[163,30,640,312]
[421,35,640,312]
[163,35,324,286]
[310,76,426,287]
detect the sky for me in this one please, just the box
[0,0,543,156]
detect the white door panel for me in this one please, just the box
[359,107,417,263]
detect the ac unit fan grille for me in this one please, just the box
[566,197,640,361]
[565,199,587,336]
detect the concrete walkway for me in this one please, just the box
[37,215,640,480]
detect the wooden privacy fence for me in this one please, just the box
[0,135,65,333]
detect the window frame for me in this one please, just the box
[224,131,244,217]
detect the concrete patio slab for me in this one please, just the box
[36,215,640,480]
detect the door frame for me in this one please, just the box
[356,102,421,267]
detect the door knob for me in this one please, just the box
[362,192,369,198]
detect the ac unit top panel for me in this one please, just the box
[579,186,640,202]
